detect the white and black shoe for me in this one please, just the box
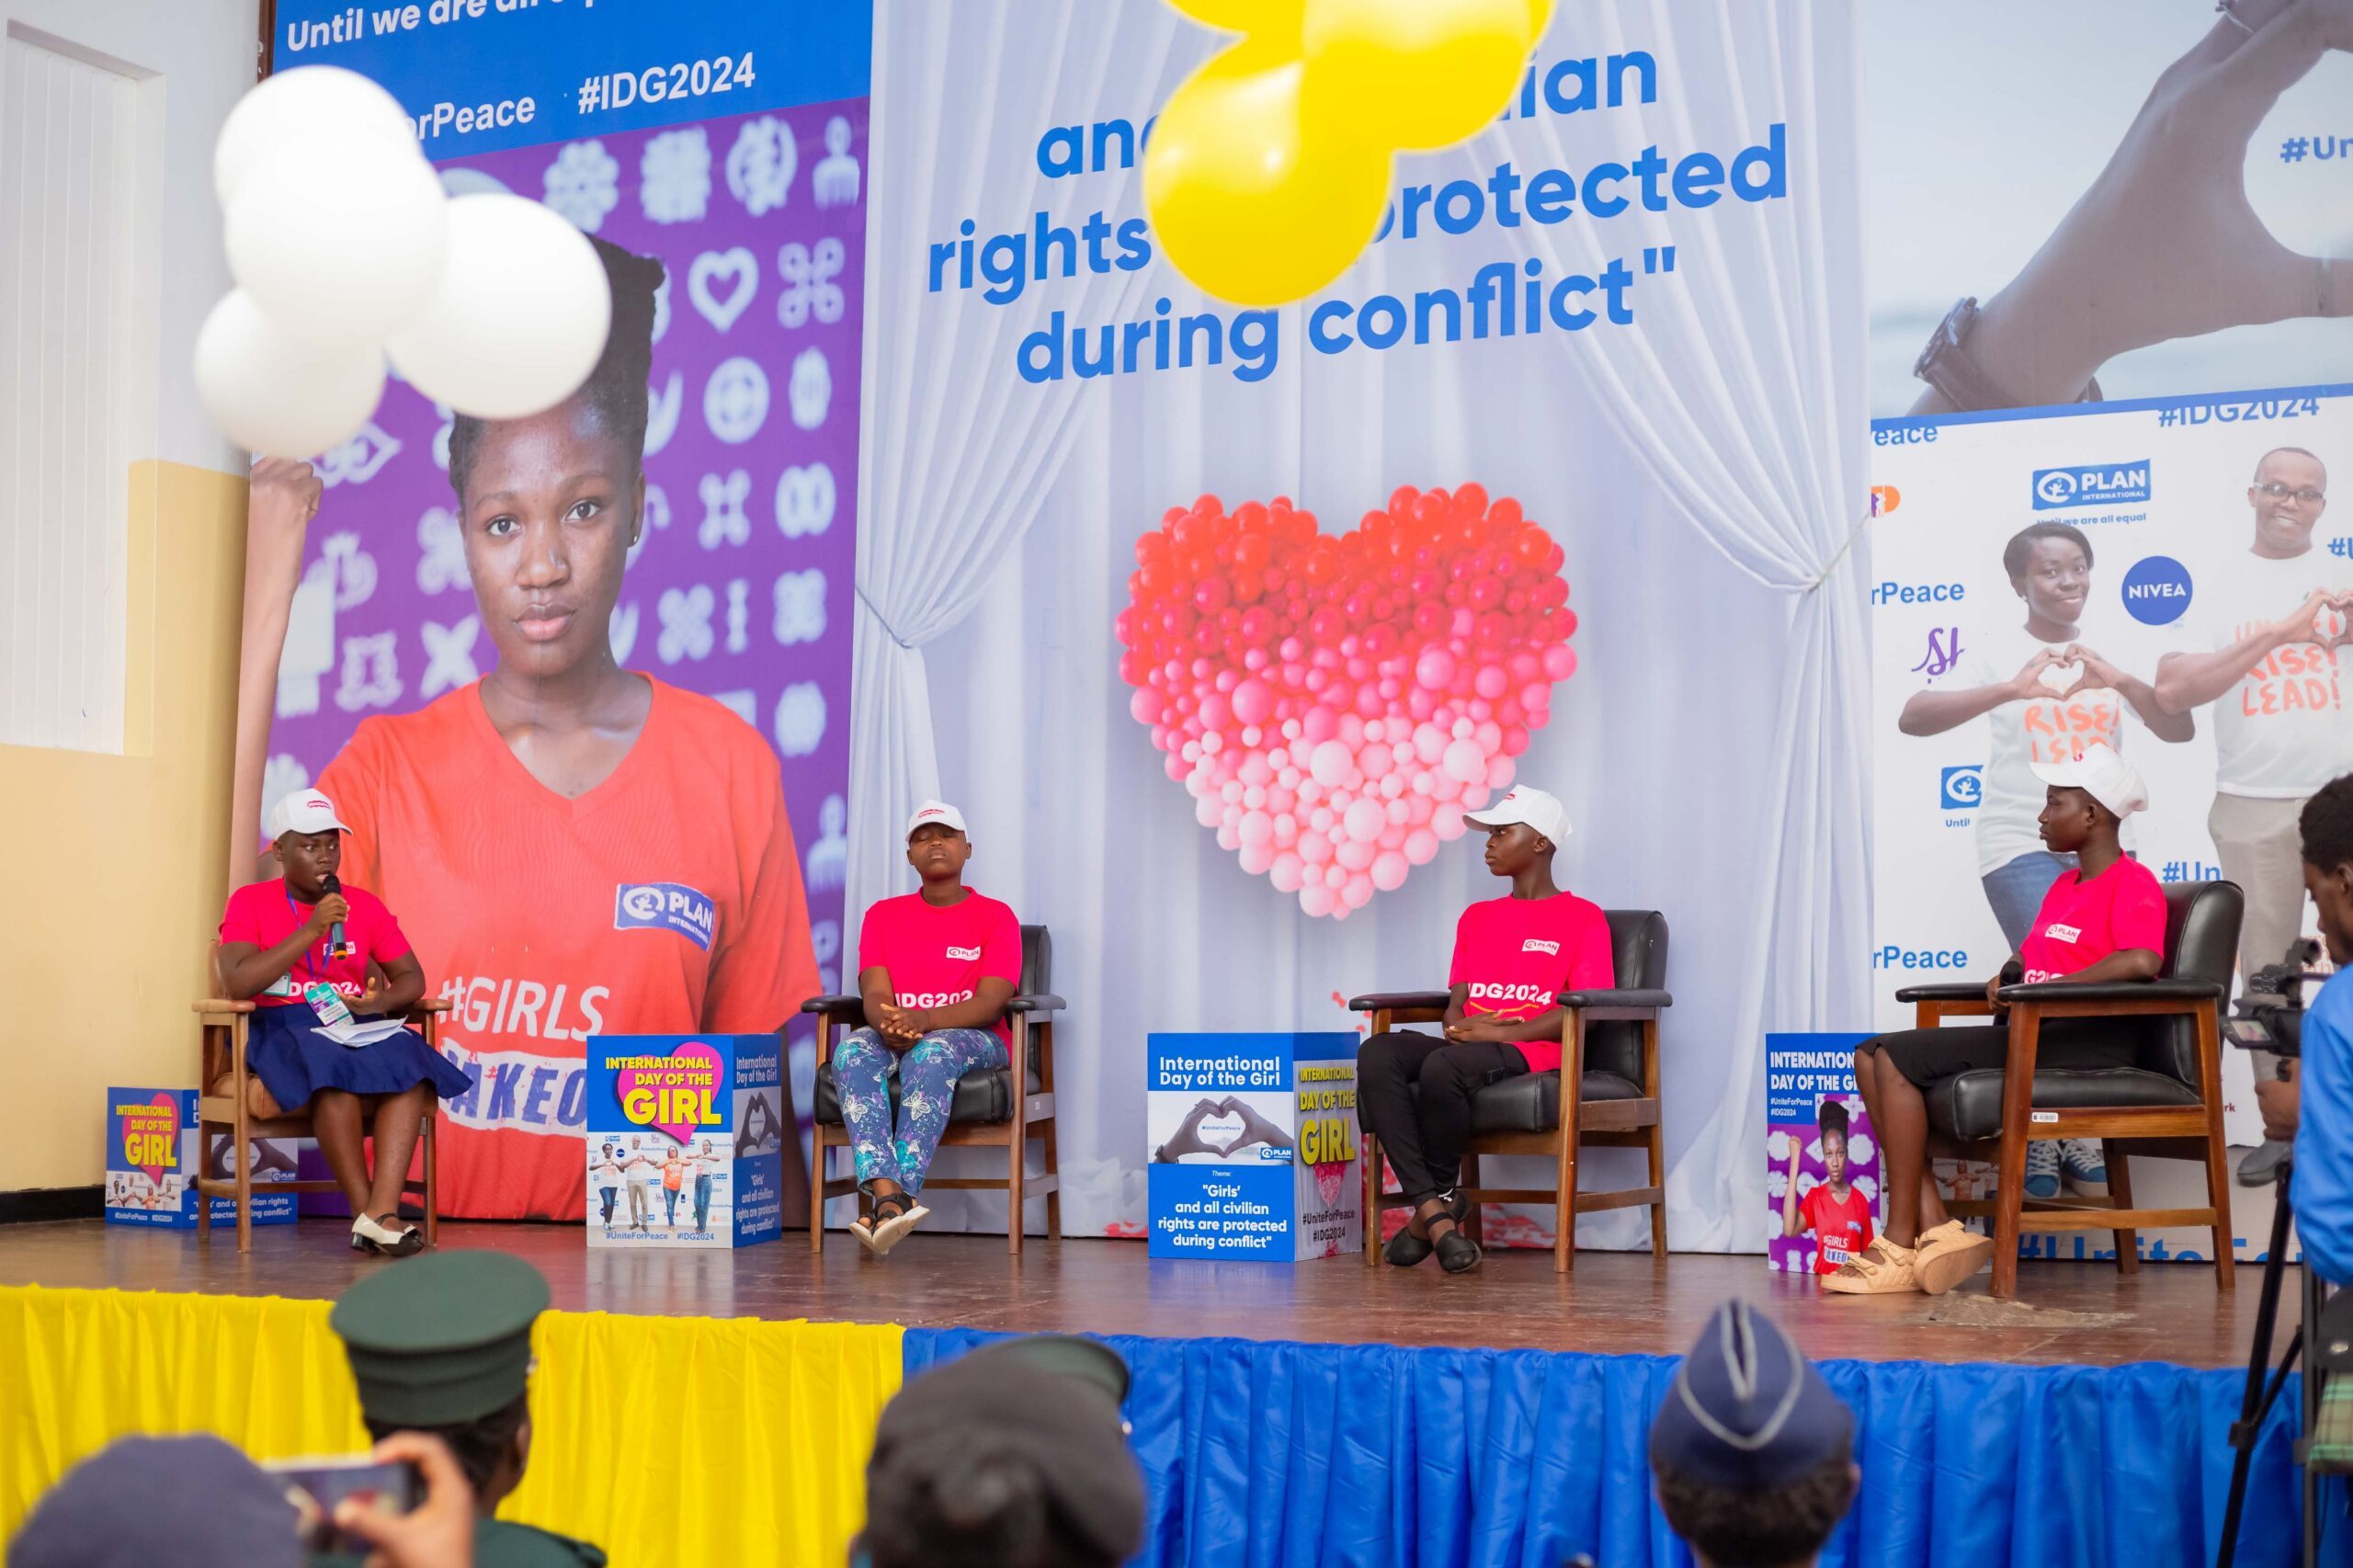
[350,1212,425,1256]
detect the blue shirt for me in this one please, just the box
[2292,971,2353,1285]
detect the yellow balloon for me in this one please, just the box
[1301,0,1535,152]
[1165,0,1305,41]
[1527,0,1554,44]
[1143,41,1393,307]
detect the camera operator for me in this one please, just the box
[2259,773,2353,1286]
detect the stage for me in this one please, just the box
[0,1220,2299,1369]
[0,1223,2325,1564]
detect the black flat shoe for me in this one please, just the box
[1435,1228,1483,1274]
[1384,1227,1435,1267]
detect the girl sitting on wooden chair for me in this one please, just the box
[213,790,468,1256]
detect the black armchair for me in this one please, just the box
[802,924,1063,1253]
[1893,879,2242,1298]
[1348,909,1671,1273]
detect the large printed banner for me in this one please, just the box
[249,2,870,1219]
[1870,385,2351,1259]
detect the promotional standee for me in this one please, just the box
[585,1035,784,1248]
[1147,1033,1361,1260]
[1762,1037,1879,1274]
[105,1089,298,1228]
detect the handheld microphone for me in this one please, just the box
[321,873,346,957]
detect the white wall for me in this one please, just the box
[0,0,252,475]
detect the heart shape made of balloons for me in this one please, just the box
[1118,484,1578,919]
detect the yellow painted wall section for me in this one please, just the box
[0,461,244,1192]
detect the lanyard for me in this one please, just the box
[283,886,327,987]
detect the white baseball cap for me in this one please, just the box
[905,799,969,839]
[267,789,351,839]
[1463,785,1570,845]
[2030,741,2149,821]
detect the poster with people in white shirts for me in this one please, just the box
[1870,387,2348,1261]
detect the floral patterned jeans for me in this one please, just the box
[833,1027,1007,1198]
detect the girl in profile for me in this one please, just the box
[231,238,817,1221]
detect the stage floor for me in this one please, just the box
[0,1221,2292,1371]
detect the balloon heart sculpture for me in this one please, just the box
[1116,484,1577,918]
[1145,0,1555,306]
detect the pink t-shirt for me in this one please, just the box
[219,878,413,1007]
[2019,858,2168,983]
[1447,892,1616,1074]
[857,889,1023,1048]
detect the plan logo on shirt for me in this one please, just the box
[945,945,982,960]
[2043,923,2082,944]
[1521,938,1560,955]
[613,882,717,950]
[2032,461,2150,510]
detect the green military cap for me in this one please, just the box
[328,1251,551,1426]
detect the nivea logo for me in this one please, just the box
[614,882,716,949]
[2120,556,2193,626]
[2033,461,2151,510]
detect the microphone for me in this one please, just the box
[321,873,346,957]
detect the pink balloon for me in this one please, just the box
[1300,881,1334,917]
[1308,738,1356,788]
[1404,828,1440,865]
[1216,824,1241,851]
[1238,809,1273,847]
[1336,838,1375,871]
[1300,833,1335,866]
[1324,863,1348,890]
[1343,798,1386,842]
[1194,794,1222,827]
[1473,665,1508,700]
[1199,692,1232,733]
[1269,850,1305,892]
[1239,841,1274,875]
[1358,743,1394,780]
[1440,737,1487,784]
[1302,706,1339,744]
[1413,723,1448,764]
[1232,677,1275,727]
[1432,801,1466,838]
[1341,873,1374,910]
[1371,850,1409,891]
[1415,647,1456,691]
[1485,756,1515,790]
[1130,687,1163,725]
[1542,642,1577,680]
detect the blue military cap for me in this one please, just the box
[1650,1301,1853,1489]
[8,1434,301,1568]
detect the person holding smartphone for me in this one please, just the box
[1355,786,1614,1275]
[215,790,468,1256]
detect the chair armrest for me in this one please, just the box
[1347,991,1451,1013]
[1558,988,1672,1010]
[193,998,256,1016]
[799,994,867,1017]
[1006,994,1066,1015]
[1893,983,1993,1004]
[1996,978,2224,1006]
[412,997,451,1015]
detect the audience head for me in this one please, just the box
[330,1249,551,1514]
[905,800,974,882]
[2302,773,2353,964]
[1650,1301,1858,1568]
[858,1335,1144,1568]
[8,1434,301,1568]
[1464,786,1569,878]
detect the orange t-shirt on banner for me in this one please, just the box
[317,677,818,1220]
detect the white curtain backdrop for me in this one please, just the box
[854,0,1872,1245]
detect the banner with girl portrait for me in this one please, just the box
[230,2,870,1219]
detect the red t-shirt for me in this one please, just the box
[1446,892,1616,1074]
[313,678,818,1221]
[2019,858,2168,983]
[857,889,1023,1049]
[219,879,412,1007]
[1800,1181,1874,1273]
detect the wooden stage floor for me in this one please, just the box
[0,1220,2292,1371]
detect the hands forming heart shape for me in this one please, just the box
[2019,644,2120,705]
[2309,589,2353,654]
[1154,1096,1299,1162]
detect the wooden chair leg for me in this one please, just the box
[1006,1132,1026,1256]
[233,1116,255,1255]
[1461,1151,1483,1245]
[422,1110,438,1248]
[808,1127,829,1253]
[2105,1138,2137,1274]
[2197,1005,2236,1292]
[1552,1123,1576,1274]
[1647,1119,1668,1260]
[1041,1117,1062,1239]
[1362,1131,1383,1268]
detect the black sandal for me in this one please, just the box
[1384,1191,1472,1267]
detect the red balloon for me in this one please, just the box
[1453,482,1489,517]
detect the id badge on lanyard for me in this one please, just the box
[304,982,354,1028]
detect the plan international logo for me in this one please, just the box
[2032,461,2152,510]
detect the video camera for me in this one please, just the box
[2223,937,2327,1060]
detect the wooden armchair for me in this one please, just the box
[1350,910,1672,1273]
[801,924,1064,1253]
[1893,879,2242,1298]
[194,946,447,1252]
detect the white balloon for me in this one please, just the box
[215,65,416,210]
[195,290,386,458]
[386,194,612,419]
[226,131,448,346]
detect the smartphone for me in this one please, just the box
[263,1455,421,1552]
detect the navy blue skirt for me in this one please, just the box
[247,1004,472,1111]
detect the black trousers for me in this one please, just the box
[1357,1030,1528,1205]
